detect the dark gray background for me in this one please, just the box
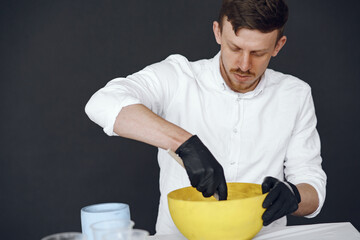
[1,1,359,239]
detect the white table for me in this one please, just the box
[148,222,360,240]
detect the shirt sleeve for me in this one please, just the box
[284,87,327,218]
[85,57,180,136]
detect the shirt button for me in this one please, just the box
[230,162,235,165]
[233,128,238,133]
[236,97,241,102]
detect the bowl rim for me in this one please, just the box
[167,182,267,202]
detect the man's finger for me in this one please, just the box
[196,171,213,193]
[262,183,281,208]
[202,179,216,198]
[262,176,278,194]
[262,197,285,225]
[217,180,228,200]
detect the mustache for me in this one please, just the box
[229,68,255,77]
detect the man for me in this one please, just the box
[85,0,327,235]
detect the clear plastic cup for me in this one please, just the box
[41,232,87,240]
[91,219,134,240]
[103,229,149,240]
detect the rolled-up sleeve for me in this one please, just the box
[284,87,327,218]
[85,79,142,136]
[85,57,181,136]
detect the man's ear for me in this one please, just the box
[272,36,287,57]
[213,21,222,45]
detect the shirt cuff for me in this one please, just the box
[103,97,142,136]
[289,179,326,218]
[303,182,325,218]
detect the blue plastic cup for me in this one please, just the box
[81,203,130,240]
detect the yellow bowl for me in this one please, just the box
[168,182,267,240]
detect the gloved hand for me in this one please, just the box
[175,135,227,200]
[262,176,301,226]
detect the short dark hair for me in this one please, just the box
[218,0,289,41]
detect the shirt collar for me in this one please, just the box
[211,51,267,99]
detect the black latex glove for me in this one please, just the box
[175,135,227,200]
[262,176,301,226]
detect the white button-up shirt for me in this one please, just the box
[85,52,327,235]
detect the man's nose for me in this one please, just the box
[237,52,252,72]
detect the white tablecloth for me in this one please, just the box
[148,222,360,240]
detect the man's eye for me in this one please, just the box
[252,52,265,57]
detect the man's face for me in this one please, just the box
[213,19,287,93]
